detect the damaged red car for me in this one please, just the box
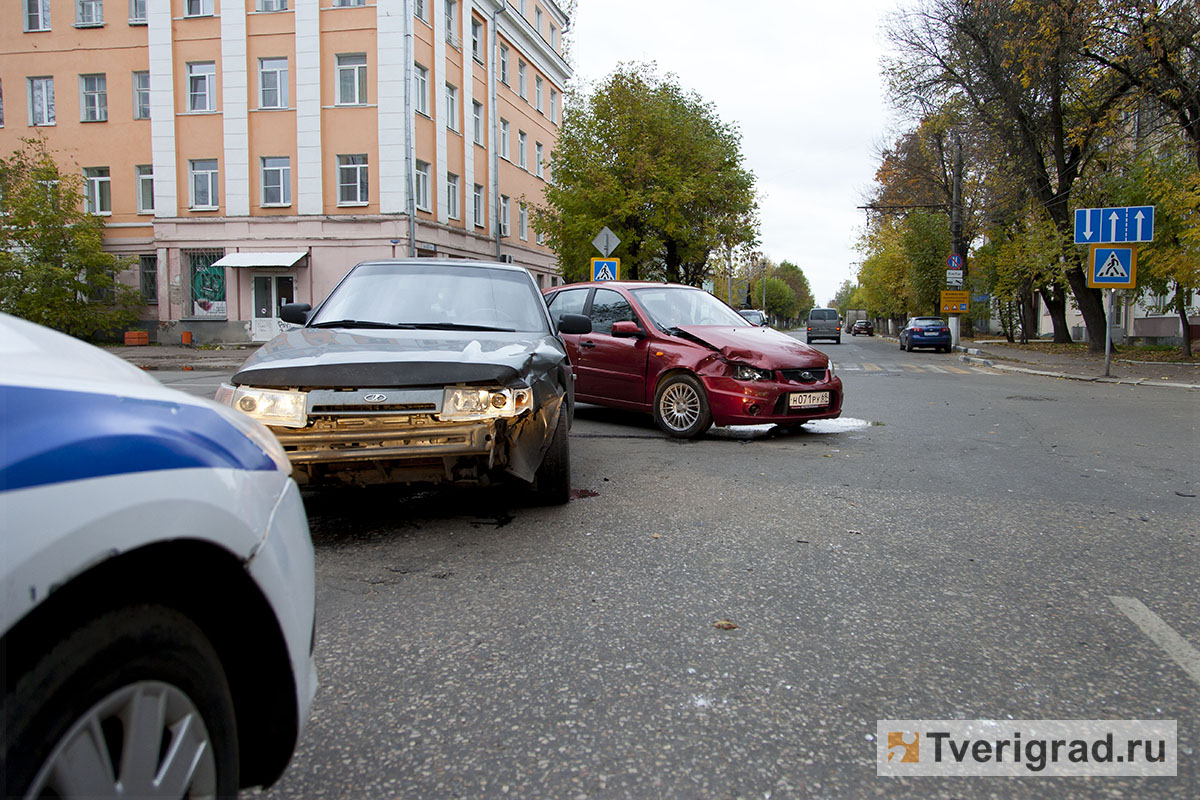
[543,282,843,438]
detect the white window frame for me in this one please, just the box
[261,156,291,206]
[136,164,154,214]
[499,45,509,85]
[535,76,543,113]
[132,71,150,119]
[473,183,484,228]
[518,61,527,99]
[76,0,103,26]
[83,167,111,215]
[499,195,510,237]
[535,141,544,178]
[414,0,426,22]
[472,100,484,145]
[257,0,287,11]
[259,57,288,109]
[444,0,456,39]
[445,83,458,131]
[79,74,107,122]
[519,202,528,240]
[25,0,51,32]
[335,53,367,106]
[333,0,366,5]
[446,172,459,219]
[28,76,55,126]
[414,160,431,211]
[535,7,542,34]
[500,119,510,160]
[518,130,527,169]
[189,159,219,210]
[550,22,558,50]
[471,19,484,63]
[414,64,429,116]
[184,0,213,17]
[129,0,146,23]
[550,88,558,124]
[337,154,369,205]
[186,62,216,112]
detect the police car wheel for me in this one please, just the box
[2,605,239,799]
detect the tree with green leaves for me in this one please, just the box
[0,138,141,340]
[775,261,815,317]
[532,65,758,284]
[748,277,798,321]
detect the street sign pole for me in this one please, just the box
[1105,289,1114,378]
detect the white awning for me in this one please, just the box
[213,251,308,268]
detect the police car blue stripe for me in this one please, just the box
[0,385,277,492]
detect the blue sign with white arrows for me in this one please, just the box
[1074,206,1154,244]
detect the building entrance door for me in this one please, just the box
[251,274,296,341]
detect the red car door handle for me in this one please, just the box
[580,340,596,348]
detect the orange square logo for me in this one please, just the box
[887,731,919,763]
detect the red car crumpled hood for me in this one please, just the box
[674,326,827,368]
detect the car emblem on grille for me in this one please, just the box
[363,393,388,403]
[800,371,814,381]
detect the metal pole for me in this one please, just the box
[1104,288,1114,377]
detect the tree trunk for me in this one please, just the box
[1038,284,1072,343]
[663,239,682,284]
[1176,281,1193,359]
[1063,264,1109,352]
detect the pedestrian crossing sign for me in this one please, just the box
[591,258,620,282]
[1088,245,1137,289]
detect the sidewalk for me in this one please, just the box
[957,340,1200,390]
[103,343,261,371]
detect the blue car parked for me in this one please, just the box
[899,317,953,353]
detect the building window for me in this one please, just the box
[185,0,213,17]
[413,64,429,116]
[132,71,150,119]
[518,61,526,99]
[414,160,430,211]
[535,76,543,113]
[550,88,558,124]
[337,154,368,205]
[336,54,367,105]
[518,130,527,169]
[535,141,543,178]
[186,62,216,112]
[499,195,510,237]
[139,254,157,304]
[259,57,288,108]
[472,100,483,145]
[25,0,51,31]
[519,202,528,240]
[550,22,558,50]
[333,0,365,5]
[471,18,483,63]
[444,0,456,39]
[261,156,291,206]
[500,119,509,160]
[79,74,107,122]
[0,81,5,127]
[27,77,55,126]
[447,172,459,219]
[129,0,146,23]
[445,83,458,131]
[414,0,426,22]
[257,0,286,11]
[499,45,509,85]
[519,0,526,14]
[189,159,218,209]
[473,183,484,227]
[186,249,225,318]
[136,164,154,213]
[76,0,103,26]
[535,7,542,34]
[83,167,110,214]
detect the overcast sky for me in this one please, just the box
[567,0,900,306]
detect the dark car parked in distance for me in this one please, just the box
[544,282,842,438]
[851,319,874,336]
[218,260,591,504]
[899,316,953,352]
[738,309,768,327]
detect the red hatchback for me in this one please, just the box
[544,281,843,438]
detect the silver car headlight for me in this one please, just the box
[827,361,836,378]
[441,386,532,421]
[732,363,773,382]
[217,383,308,428]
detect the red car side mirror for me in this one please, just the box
[611,320,643,338]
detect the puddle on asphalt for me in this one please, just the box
[707,417,878,441]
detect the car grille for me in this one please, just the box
[305,388,441,416]
[779,368,827,383]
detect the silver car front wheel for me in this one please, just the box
[653,374,712,439]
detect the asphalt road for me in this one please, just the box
[158,335,1199,798]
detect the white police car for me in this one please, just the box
[0,313,317,798]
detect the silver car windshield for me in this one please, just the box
[310,263,550,333]
[631,287,750,329]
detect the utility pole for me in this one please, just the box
[948,130,965,346]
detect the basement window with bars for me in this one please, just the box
[185,249,226,319]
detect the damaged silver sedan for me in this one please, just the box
[217,260,591,504]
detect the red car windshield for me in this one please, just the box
[631,287,749,330]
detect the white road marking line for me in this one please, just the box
[923,365,951,373]
[1109,596,1200,688]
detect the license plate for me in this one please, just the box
[789,391,829,409]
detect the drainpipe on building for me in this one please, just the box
[405,0,418,257]
[491,3,502,260]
